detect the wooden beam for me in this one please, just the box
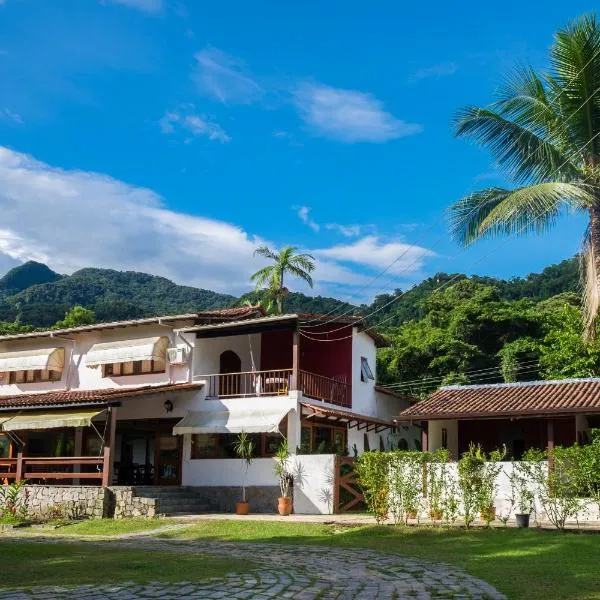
[547,419,555,452]
[15,452,23,482]
[104,406,118,487]
[421,421,429,452]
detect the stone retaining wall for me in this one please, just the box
[107,487,157,519]
[24,486,108,520]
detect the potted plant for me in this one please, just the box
[274,440,293,516]
[512,464,534,528]
[233,431,255,515]
[478,447,506,526]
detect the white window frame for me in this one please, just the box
[360,357,374,382]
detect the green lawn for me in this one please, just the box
[0,539,252,589]
[160,520,600,600]
[34,517,176,536]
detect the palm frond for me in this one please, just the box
[250,265,276,288]
[253,245,279,261]
[453,107,579,184]
[449,182,593,246]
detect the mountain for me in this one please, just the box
[0,257,580,329]
[0,261,62,296]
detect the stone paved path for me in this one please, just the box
[0,539,506,599]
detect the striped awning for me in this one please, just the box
[86,337,168,366]
[0,347,65,372]
[0,408,105,431]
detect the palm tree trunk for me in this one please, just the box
[583,204,600,340]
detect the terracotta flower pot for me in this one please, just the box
[236,501,249,515]
[430,509,443,521]
[278,496,292,516]
[406,510,418,520]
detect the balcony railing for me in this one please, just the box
[0,448,111,486]
[200,369,351,407]
[299,370,351,408]
[203,369,293,399]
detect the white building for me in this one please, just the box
[0,308,416,514]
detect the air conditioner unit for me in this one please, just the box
[167,347,187,365]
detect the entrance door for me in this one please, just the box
[156,433,182,485]
[219,350,242,397]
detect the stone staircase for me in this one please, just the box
[131,486,218,516]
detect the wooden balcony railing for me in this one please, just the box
[203,369,294,399]
[0,447,111,486]
[299,370,351,408]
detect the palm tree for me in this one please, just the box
[449,14,600,339]
[250,245,315,314]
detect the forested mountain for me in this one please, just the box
[0,257,580,329]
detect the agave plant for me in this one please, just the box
[449,14,600,339]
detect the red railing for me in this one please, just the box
[0,448,111,486]
[203,369,294,398]
[300,371,351,408]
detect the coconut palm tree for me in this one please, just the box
[250,245,315,314]
[449,14,600,339]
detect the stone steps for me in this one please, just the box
[130,486,218,516]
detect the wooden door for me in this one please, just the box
[155,433,182,485]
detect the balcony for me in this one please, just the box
[202,369,351,408]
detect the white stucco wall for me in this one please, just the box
[428,420,459,457]
[181,453,335,514]
[351,330,377,416]
[193,334,261,379]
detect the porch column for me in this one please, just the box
[73,427,83,484]
[102,406,118,487]
[291,330,300,391]
[546,419,554,452]
[421,421,429,452]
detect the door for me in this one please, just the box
[219,350,242,397]
[156,433,182,485]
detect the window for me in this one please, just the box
[0,434,10,458]
[297,422,347,454]
[103,360,165,378]
[360,357,374,382]
[441,428,448,449]
[5,369,62,385]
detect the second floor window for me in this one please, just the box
[360,357,374,382]
[102,360,166,378]
[4,369,62,385]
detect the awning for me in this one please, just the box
[0,347,65,372]
[1,408,105,432]
[86,337,168,366]
[173,407,290,435]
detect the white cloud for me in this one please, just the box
[193,47,263,105]
[103,0,163,13]
[0,147,416,300]
[411,62,458,82]
[295,206,320,232]
[160,107,230,143]
[325,223,362,237]
[293,82,422,143]
[314,235,434,276]
[0,108,22,124]
[0,147,264,295]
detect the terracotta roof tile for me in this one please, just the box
[300,401,392,429]
[0,383,202,410]
[399,378,600,420]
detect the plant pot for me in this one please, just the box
[235,501,249,516]
[480,506,496,522]
[406,510,418,520]
[515,513,530,528]
[430,509,443,521]
[277,496,293,516]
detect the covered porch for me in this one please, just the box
[0,383,202,486]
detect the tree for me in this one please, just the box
[54,305,96,329]
[449,15,600,339]
[250,246,315,314]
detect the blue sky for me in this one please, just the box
[0,0,595,301]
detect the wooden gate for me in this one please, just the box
[333,456,365,513]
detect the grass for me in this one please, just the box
[159,520,600,600]
[0,539,253,589]
[34,518,176,536]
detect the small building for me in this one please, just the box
[0,308,417,515]
[398,378,600,459]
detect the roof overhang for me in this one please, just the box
[184,314,299,338]
[300,401,392,433]
[398,406,600,422]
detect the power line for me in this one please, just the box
[300,51,600,330]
